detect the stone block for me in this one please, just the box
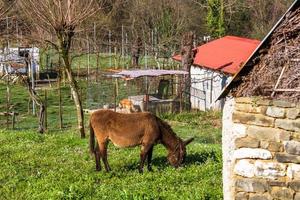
[260,141,269,149]
[275,119,300,132]
[284,141,300,155]
[287,164,300,179]
[266,106,285,118]
[256,99,272,106]
[254,161,286,179]
[270,187,294,200]
[233,112,275,127]
[233,123,248,138]
[293,132,300,142]
[273,100,295,108]
[236,178,269,192]
[249,193,272,200]
[268,180,287,187]
[295,193,300,200]
[287,108,300,120]
[235,160,255,178]
[275,153,300,164]
[279,130,291,141]
[235,137,260,148]
[236,97,254,104]
[234,148,272,160]
[289,181,300,192]
[236,103,266,114]
[235,192,249,200]
[268,142,282,152]
[247,126,281,142]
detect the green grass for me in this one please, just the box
[0,81,223,199]
[0,126,222,200]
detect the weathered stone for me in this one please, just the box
[254,161,286,179]
[236,178,269,192]
[249,193,272,200]
[287,108,300,120]
[235,192,249,200]
[233,112,275,127]
[234,160,255,178]
[289,181,300,192]
[284,141,300,155]
[235,137,260,148]
[247,126,281,142]
[275,119,300,132]
[267,142,282,152]
[234,148,272,160]
[266,106,285,118]
[236,103,266,114]
[287,164,300,179]
[270,187,294,200]
[279,130,291,141]
[295,193,300,200]
[273,100,295,108]
[233,123,248,138]
[276,153,300,164]
[293,132,300,142]
[268,180,287,187]
[260,141,269,149]
[256,99,272,106]
[236,97,254,104]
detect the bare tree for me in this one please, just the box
[17,0,102,138]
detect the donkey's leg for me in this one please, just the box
[147,146,154,172]
[95,144,101,171]
[139,144,153,173]
[99,142,111,172]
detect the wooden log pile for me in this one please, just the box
[233,6,300,102]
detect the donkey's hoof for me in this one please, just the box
[95,164,102,171]
[138,169,144,174]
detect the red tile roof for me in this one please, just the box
[173,36,260,75]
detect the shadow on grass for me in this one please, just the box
[116,150,221,172]
[152,151,220,167]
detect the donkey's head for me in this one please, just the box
[167,138,194,168]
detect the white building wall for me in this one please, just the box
[190,66,230,111]
[222,98,236,200]
[0,47,40,75]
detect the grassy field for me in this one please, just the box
[0,81,223,200]
[40,50,178,71]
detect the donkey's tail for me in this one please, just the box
[89,122,95,155]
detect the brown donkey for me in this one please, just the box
[89,110,194,173]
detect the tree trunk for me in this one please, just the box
[21,76,45,133]
[180,32,194,111]
[62,54,85,138]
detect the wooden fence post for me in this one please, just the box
[12,112,15,130]
[44,89,47,130]
[58,75,63,129]
[6,73,10,129]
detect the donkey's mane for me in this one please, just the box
[156,117,178,138]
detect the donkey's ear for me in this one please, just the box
[184,138,194,146]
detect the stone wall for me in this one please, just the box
[223,97,300,200]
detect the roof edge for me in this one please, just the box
[217,0,300,101]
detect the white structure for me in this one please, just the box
[190,66,229,111]
[0,47,40,76]
[173,35,260,111]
